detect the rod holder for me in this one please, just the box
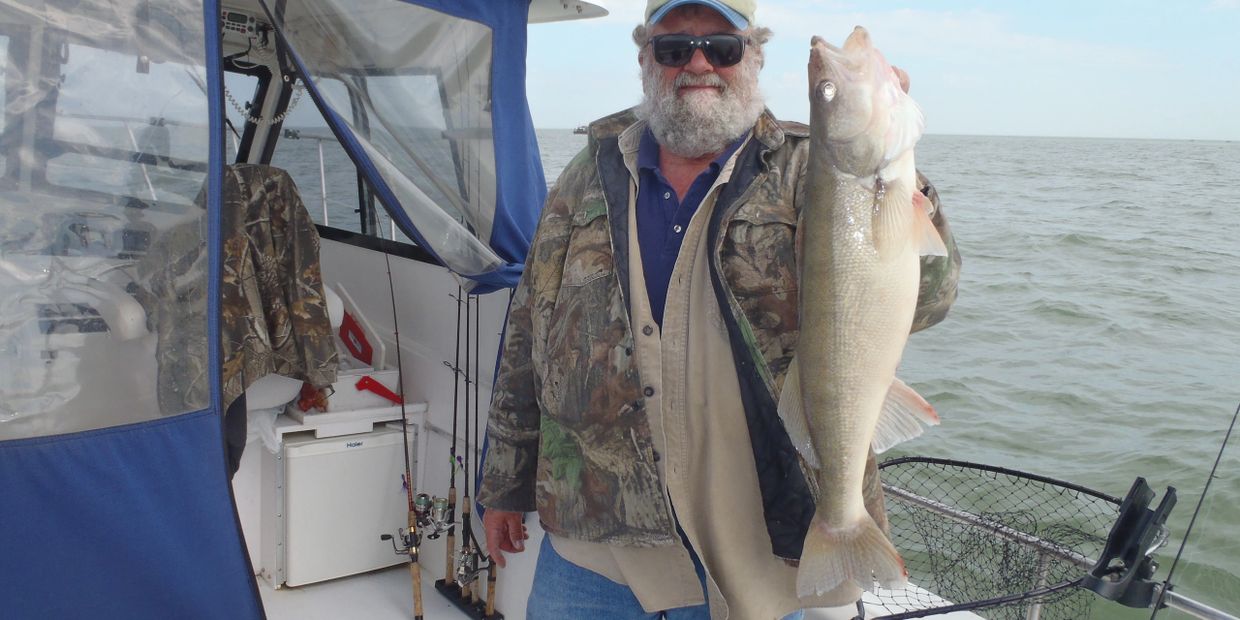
[1081,477,1176,609]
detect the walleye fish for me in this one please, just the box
[777,27,948,599]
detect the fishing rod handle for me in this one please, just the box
[410,561,423,619]
[445,528,456,583]
[486,564,498,616]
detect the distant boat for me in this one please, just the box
[573,125,587,134]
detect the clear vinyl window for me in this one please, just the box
[47,44,208,210]
[0,1,210,440]
[277,0,500,276]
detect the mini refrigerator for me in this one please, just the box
[260,424,416,587]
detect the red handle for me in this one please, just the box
[356,375,402,405]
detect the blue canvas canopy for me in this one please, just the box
[0,0,546,616]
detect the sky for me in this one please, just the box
[526,0,1240,141]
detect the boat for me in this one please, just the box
[0,1,1235,619]
[573,125,588,134]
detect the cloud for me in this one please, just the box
[1208,0,1239,8]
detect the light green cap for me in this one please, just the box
[645,0,756,29]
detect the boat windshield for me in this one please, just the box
[0,0,211,440]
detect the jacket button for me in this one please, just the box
[643,386,655,397]
[652,451,661,462]
[642,325,654,336]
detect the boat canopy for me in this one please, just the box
[0,0,550,438]
[266,0,546,292]
[0,0,261,614]
[0,0,553,616]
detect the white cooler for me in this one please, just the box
[260,425,417,587]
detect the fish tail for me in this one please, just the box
[796,511,908,598]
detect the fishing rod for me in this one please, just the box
[377,251,423,620]
[459,292,475,601]
[474,293,497,613]
[444,287,463,585]
[472,293,483,607]
[430,291,502,618]
[1149,400,1240,620]
[458,293,501,616]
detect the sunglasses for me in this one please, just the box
[649,33,747,68]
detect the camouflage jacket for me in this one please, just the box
[142,164,338,414]
[478,109,960,557]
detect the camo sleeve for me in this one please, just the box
[910,172,961,334]
[478,218,547,512]
[478,151,584,512]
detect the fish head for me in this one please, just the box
[808,27,924,176]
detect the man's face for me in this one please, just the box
[639,6,765,158]
[648,8,742,110]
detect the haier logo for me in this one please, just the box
[346,441,363,448]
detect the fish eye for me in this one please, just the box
[820,81,837,102]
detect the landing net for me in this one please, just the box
[867,457,1122,619]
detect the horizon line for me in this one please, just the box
[533,128,1239,143]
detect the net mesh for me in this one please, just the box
[865,457,1122,619]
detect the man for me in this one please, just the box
[479,1,961,618]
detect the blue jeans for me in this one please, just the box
[526,536,805,620]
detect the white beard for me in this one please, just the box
[637,52,765,158]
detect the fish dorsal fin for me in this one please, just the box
[777,355,822,469]
[872,377,939,454]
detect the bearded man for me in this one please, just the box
[479,1,961,618]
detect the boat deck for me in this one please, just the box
[256,564,987,619]
[259,564,473,619]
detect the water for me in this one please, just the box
[278,128,1240,617]
[534,129,1240,618]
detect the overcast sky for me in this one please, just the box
[526,0,1240,141]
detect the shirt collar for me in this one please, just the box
[637,128,751,174]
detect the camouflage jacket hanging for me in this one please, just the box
[141,164,338,414]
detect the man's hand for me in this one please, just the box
[482,509,528,568]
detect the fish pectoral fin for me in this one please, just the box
[777,355,822,469]
[913,191,949,257]
[872,377,939,454]
[796,511,908,598]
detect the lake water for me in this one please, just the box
[280,128,1239,618]
[535,129,1240,619]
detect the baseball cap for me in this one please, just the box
[645,0,755,30]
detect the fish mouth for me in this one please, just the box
[809,36,847,91]
[811,35,842,54]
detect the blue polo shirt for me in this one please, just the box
[636,129,748,327]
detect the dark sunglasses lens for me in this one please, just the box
[702,35,744,67]
[651,34,745,68]
[652,35,695,67]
